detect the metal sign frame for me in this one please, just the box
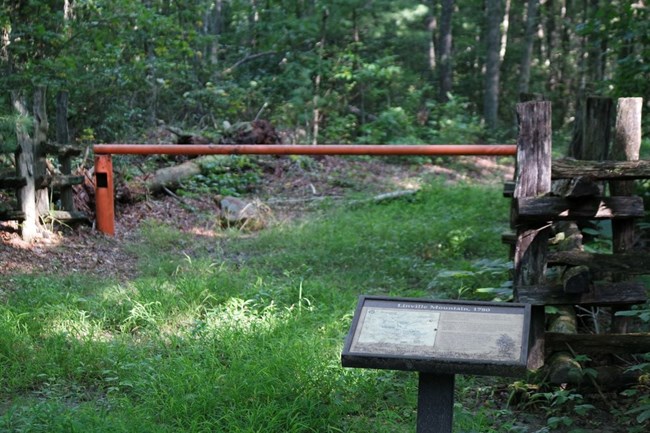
[342,295,531,377]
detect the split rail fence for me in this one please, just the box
[0,89,87,240]
[508,98,650,382]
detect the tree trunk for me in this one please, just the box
[438,0,454,101]
[609,97,643,333]
[428,5,437,73]
[519,0,540,95]
[312,8,328,145]
[207,0,224,68]
[483,0,502,130]
[499,0,511,62]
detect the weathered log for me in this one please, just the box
[552,159,650,180]
[142,155,229,193]
[551,221,583,251]
[546,333,650,356]
[551,177,600,198]
[513,101,552,369]
[35,175,84,189]
[546,351,583,384]
[145,159,201,192]
[503,181,515,198]
[11,91,38,241]
[562,265,591,294]
[516,281,647,306]
[0,176,27,188]
[548,306,578,333]
[33,87,50,215]
[0,210,25,221]
[40,210,90,224]
[42,143,83,157]
[515,196,644,221]
[547,251,650,275]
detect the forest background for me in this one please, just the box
[1,0,648,148]
[1,2,650,432]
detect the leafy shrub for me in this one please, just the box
[426,95,485,144]
[180,155,262,197]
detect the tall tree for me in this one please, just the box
[438,0,454,101]
[484,0,502,130]
[519,0,540,95]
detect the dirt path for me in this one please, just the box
[0,156,514,293]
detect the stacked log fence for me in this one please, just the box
[0,89,87,240]
[507,97,650,385]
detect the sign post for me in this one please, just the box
[341,296,531,432]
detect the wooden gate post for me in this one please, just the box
[11,91,38,241]
[513,101,552,369]
[33,87,50,215]
[56,90,75,212]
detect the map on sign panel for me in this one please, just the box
[351,308,441,357]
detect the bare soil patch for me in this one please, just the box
[0,156,514,291]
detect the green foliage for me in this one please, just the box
[426,95,485,144]
[180,155,262,197]
[0,114,33,154]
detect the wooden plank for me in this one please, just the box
[0,176,27,188]
[41,210,89,223]
[513,101,552,369]
[0,210,25,221]
[516,196,644,221]
[546,333,650,356]
[42,142,83,157]
[517,281,647,306]
[548,250,650,275]
[503,181,515,198]
[33,86,50,216]
[501,231,516,245]
[11,91,38,241]
[36,175,84,188]
[552,159,650,180]
[551,177,600,198]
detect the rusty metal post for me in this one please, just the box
[94,154,115,235]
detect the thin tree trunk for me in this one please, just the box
[519,0,540,95]
[428,4,437,72]
[499,0,511,62]
[438,0,454,101]
[609,98,643,333]
[484,0,502,130]
[312,8,328,145]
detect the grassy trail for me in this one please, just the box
[0,180,576,432]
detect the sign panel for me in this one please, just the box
[342,296,530,377]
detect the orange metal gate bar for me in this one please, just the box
[94,144,516,156]
[93,144,517,235]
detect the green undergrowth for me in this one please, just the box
[2,180,647,432]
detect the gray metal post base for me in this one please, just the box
[416,373,455,433]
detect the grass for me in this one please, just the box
[1,178,647,432]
